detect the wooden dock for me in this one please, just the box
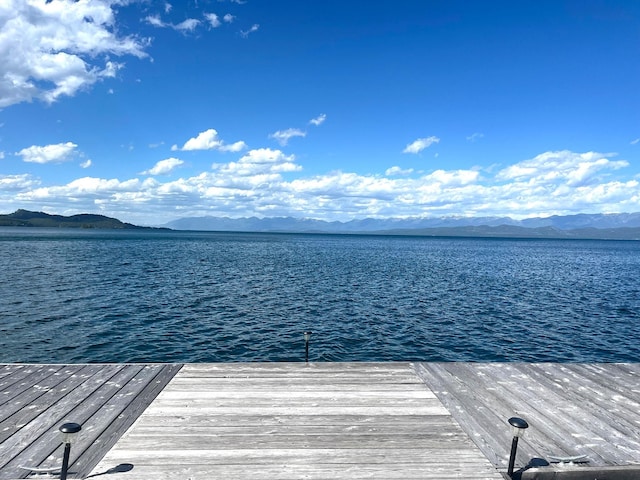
[416,363,640,478]
[88,362,502,479]
[1,362,640,479]
[0,364,179,479]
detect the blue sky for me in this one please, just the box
[1,0,639,225]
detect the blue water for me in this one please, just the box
[1,228,639,363]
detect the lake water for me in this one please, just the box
[1,228,639,363]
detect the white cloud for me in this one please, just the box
[175,18,200,32]
[403,136,440,154]
[145,14,166,27]
[385,166,414,176]
[215,148,301,176]
[269,128,306,146]
[0,152,4,159]
[240,24,260,38]
[0,174,38,190]
[204,12,235,28]
[164,3,172,13]
[496,151,627,187]
[141,157,184,176]
[172,129,247,152]
[222,141,249,153]
[310,114,327,126]
[80,159,92,169]
[631,138,640,145]
[466,132,484,142]
[205,13,221,28]
[16,142,78,164]
[0,0,148,107]
[4,150,638,226]
[145,14,200,33]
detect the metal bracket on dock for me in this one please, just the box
[18,465,60,477]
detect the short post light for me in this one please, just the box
[303,331,312,363]
[59,422,81,480]
[507,417,529,477]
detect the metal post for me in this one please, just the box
[60,442,72,480]
[507,435,519,477]
[303,331,312,362]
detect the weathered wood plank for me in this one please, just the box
[132,413,452,428]
[91,447,494,465]
[0,364,182,480]
[90,363,503,480]
[0,365,85,429]
[72,363,182,478]
[0,364,127,478]
[414,362,521,468]
[86,462,503,480]
[415,362,640,474]
[0,365,63,405]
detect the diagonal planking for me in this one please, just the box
[415,362,640,473]
[0,364,180,479]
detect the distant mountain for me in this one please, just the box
[0,209,163,230]
[164,213,640,240]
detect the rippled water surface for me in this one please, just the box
[1,228,639,363]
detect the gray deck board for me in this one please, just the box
[4,362,640,479]
[415,362,640,475]
[0,364,180,480]
[89,362,503,480]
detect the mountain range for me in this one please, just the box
[164,213,640,240]
[3,210,640,240]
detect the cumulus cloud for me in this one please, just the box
[141,158,184,176]
[631,138,640,145]
[223,14,235,23]
[269,128,306,146]
[80,159,92,169]
[172,129,247,152]
[385,166,415,176]
[496,150,628,187]
[0,0,148,108]
[240,24,260,38]
[310,114,327,126]
[16,142,78,164]
[214,148,301,176]
[0,174,39,190]
[403,136,440,154]
[4,149,638,225]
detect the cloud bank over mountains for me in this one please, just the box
[3,143,638,225]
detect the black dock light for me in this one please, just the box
[303,331,312,362]
[59,422,81,480]
[507,417,529,477]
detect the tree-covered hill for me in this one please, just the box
[0,210,158,229]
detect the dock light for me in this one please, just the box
[507,417,529,477]
[303,331,312,363]
[59,422,81,480]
